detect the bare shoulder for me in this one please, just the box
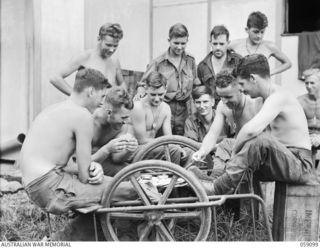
[162,102,171,114]
[297,93,308,102]
[131,100,146,116]
[217,101,230,117]
[262,40,279,52]
[63,101,93,124]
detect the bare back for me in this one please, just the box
[20,100,93,185]
[252,88,311,149]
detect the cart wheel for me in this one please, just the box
[132,135,211,169]
[100,160,211,241]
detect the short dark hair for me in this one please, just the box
[192,85,213,100]
[99,23,123,40]
[216,70,237,88]
[105,86,134,110]
[73,67,111,93]
[145,71,167,89]
[234,54,270,80]
[247,11,268,29]
[169,23,189,39]
[210,25,230,41]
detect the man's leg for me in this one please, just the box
[190,132,313,195]
[213,132,313,195]
[143,144,181,165]
[50,173,137,240]
[101,157,128,177]
[169,101,188,136]
[211,138,235,178]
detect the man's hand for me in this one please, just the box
[105,137,128,153]
[192,150,207,162]
[133,86,146,101]
[124,136,138,152]
[88,161,104,184]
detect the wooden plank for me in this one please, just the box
[76,204,102,214]
[272,182,320,241]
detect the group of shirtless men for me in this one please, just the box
[19,11,320,240]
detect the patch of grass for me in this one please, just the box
[0,191,67,241]
[0,191,271,241]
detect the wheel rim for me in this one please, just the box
[100,160,211,241]
[133,135,199,162]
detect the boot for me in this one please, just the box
[187,166,215,195]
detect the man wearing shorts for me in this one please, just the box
[20,67,136,240]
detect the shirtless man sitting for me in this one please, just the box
[191,54,315,195]
[20,67,136,240]
[194,70,263,178]
[130,71,181,164]
[91,86,138,176]
[298,68,320,147]
[229,11,291,76]
[50,23,125,95]
[298,69,320,170]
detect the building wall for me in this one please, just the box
[153,0,208,65]
[40,0,85,108]
[0,0,28,141]
[0,0,303,142]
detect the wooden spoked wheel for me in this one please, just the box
[100,160,212,241]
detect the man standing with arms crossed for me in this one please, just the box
[137,23,200,135]
[191,54,315,195]
[229,11,291,76]
[50,23,126,95]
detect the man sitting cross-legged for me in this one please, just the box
[20,67,137,241]
[130,71,182,164]
[190,54,316,195]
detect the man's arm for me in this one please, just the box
[162,104,173,136]
[115,59,126,87]
[233,92,284,153]
[130,102,152,144]
[74,111,94,183]
[134,61,158,100]
[49,52,89,95]
[268,42,292,76]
